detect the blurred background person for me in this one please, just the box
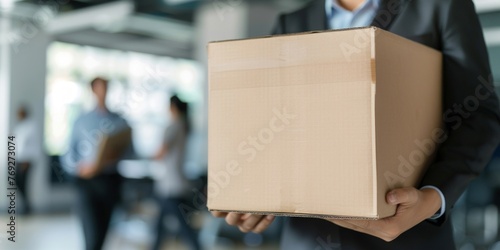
[13,105,41,215]
[151,95,201,250]
[62,77,130,250]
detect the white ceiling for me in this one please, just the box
[5,0,500,59]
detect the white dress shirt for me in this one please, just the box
[14,118,41,162]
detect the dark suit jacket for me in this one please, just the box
[273,0,500,249]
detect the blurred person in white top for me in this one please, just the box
[151,95,200,250]
[13,106,42,214]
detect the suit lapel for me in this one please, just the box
[307,0,328,31]
[370,0,408,30]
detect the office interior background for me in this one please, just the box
[1,0,500,249]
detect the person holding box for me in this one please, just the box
[62,77,130,250]
[212,0,500,249]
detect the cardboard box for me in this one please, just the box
[95,127,132,172]
[207,27,442,219]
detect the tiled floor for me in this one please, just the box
[0,213,279,250]
[0,214,83,250]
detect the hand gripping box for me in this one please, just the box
[207,27,442,219]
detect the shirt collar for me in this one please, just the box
[92,106,112,117]
[325,0,380,17]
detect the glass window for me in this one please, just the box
[45,42,203,159]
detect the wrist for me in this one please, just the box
[421,188,442,218]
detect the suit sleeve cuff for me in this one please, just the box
[420,185,446,220]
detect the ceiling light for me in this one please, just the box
[0,0,19,11]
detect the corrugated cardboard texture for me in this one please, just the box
[374,30,443,218]
[208,27,442,219]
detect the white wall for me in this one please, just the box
[6,26,75,212]
[194,1,249,170]
[9,30,48,212]
[193,1,279,171]
[0,12,12,213]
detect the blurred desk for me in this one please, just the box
[118,160,157,179]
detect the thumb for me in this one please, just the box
[386,187,419,205]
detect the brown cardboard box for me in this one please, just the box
[207,27,442,219]
[94,127,132,172]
